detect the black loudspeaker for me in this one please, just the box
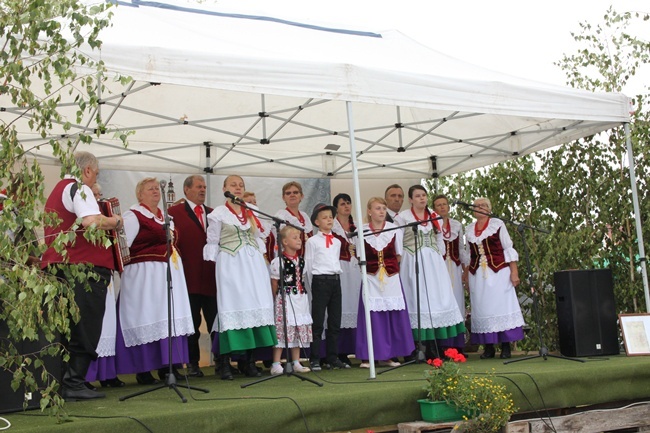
[554,269,619,357]
[0,319,62,413]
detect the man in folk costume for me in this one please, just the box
[41,151,123,401]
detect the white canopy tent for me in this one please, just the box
[3,0,647,374]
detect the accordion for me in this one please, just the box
[98,197,131,272]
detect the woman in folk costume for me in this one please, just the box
[116,177,194,384]
[274,181,314,257]
[355,197,414,368]
[432,194,470,320]
[204,175,277,377]
[465,197,525,359]
[331,193,362,365]
[398,185,466,359]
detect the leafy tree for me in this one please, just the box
[1,0,115,417]
[428,7,650,352]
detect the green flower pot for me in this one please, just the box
[417,399,467,423]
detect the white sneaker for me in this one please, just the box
[292,363,311,373]
[270,364,283,376]
[379,360,400,367]
[359,362,371,369]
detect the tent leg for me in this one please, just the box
[625,123,650,312]
[346,101,376,379]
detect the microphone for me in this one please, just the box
[454,200,476,208]
[346,229,370,239]
[159,179,167,191]
[224,191,241,203]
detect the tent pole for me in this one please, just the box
[625,122,650,312]
[346,101,376,379]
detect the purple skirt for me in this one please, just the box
[338,328,357,355]
[355,296,415,360]
[86,356,117,382]
[470,327,525,345]
[114,316,189,374]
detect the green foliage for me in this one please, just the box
[1,0,115,418]
[424,349,516,432]
[427,7,650,352]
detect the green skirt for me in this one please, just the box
[219,325,278,354]
[411,322,466,341]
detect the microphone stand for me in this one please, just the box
[228,195,322,388]
[456,203,584,364]
[120,182,210,403]
[348,216,443,375]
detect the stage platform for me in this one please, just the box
[3,352,650,433]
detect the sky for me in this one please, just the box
[212,0,649,95]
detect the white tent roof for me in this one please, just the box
[7,0,630,178]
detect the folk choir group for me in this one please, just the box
[41,151,525,401]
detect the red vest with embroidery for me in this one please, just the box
[41,179,114,269]
[332,232,352,262]
[128,209,176,264]
[364,236,399,276]
[264,231,276,264]
[443,237,462,266]
[468,228,507,275]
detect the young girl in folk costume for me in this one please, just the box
[274,181,314,257]
[433,195,470,320]
[398,185,466,359]
[269,226,313,375]
[203,175,277,378]
[331,193,362,365]
[465,197,525,359]
[355,197,414,368]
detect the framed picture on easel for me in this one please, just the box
[619,313,650,356]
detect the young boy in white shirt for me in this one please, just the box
[305,203,350,371]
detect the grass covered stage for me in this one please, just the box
[4,352,650,433]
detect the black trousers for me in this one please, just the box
[55,265,111,358]
[310,275,342,364]
[187,294,217,365]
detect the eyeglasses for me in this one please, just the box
[284,190,301,196]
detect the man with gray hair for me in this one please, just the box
[384,184,404,223]
[41,151,122,401]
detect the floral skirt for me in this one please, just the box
[274,296,312,348]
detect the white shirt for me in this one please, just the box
[61,174,101,218]
[304,231,342,283]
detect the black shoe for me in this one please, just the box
[217,356,233,380]
[136,371,160,385]
[339,354,352,366]
[500,342,512,359]
[62,385,106,402]
[480,344,496,359]
[100,377,125,388]
[158,366,185,381]
[327,359,351,370]
[85,382,97,391]
[186,363,204,378]
[309,361,322,371]
[243,362,261,377]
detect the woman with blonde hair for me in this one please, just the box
[274,181,313,257]
[115,177,194,384]
[355,197,413,368]
[204,175,277,378]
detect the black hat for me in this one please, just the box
[310,202,337,226]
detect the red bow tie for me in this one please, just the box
[324,233,334,248]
